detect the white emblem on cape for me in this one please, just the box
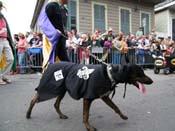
[77,66,95,80]
[54,70,64,81]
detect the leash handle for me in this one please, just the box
[89,53,109,66]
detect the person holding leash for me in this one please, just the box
[0,1,14,85]
[38,0,69,70]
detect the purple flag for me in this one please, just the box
[38,4,61,63]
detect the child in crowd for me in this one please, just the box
[16,33,27,74]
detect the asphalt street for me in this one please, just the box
[0,70,175,131]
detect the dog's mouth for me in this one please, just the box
[134,81,146,94]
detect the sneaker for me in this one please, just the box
[0,79,7,85]
[2,77,12,84]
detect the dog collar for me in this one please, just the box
[107,65,117,99]
[107,65,115,83]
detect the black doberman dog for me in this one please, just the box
[26,62,153,131]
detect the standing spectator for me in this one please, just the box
[66,31,78,62]
[149,29,157,41]
[103,27,114,48]
[102,28,114,62]
[126,34,132,47]
[91,29,101,47]
[78,33,90,64]
[137,40,145,66]
[120,36,129,65]
[0,1,14,85]
[29,32,38,47]
[136,27,143,39]
[29,33,43,72]
[25,32,33,44]
[14,34,19,45]
[16,33,27,74]
[171,43,175,56]
[112,35,122,64]
[32,33,43,48]
[71,29,79,39]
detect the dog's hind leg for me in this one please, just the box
[54,92,68,119]
[26,93,39,119]
[101,96,128,120]
[83,99,96,131]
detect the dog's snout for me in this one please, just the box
[144,77,153,84]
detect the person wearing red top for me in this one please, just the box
[0,1,14,85]
[16,33,27,74]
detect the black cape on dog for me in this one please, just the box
[36,62,112,102]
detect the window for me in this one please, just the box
[141,12,150,35]
[120,8,131,35]
[93,4,106,32]
[67,0,77,30]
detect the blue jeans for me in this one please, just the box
[18,53,26,74]
[137,54,145,65]
[112,52,121,64]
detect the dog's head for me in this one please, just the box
[111,64,153,94]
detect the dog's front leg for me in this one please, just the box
[26,93,39,119]
[83,99,96,131]
[101,96,128,120]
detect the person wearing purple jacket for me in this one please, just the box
[38,0,69,69]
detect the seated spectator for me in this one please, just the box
[160,39,167,56]
[16,33,27,74]
[150,39,160,56]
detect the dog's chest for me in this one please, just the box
[100,91,112,98]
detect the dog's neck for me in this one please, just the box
[106,65,115,84]
[110,64,129,84]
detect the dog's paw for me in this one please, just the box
[26,112,31,119]
[87,127,97,131]
[120,115,128,120]
[60,115,68,119]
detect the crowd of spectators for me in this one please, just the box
[66,28,175,65]
[12,28,175,74]
[11,32,43,74]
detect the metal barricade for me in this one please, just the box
[15,47,154,73]
[67,47,154,66]
[16,48,43,73]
